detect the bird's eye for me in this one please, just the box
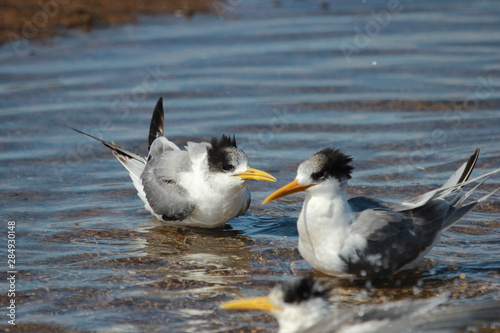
[311,171,326,180]
[221,164,234,172]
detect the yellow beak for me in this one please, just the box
[235,167,276,182]
[262,179,314,204]
[220,296,278,312]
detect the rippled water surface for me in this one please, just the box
[1,0,500,332]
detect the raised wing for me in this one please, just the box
[148,97,165,151]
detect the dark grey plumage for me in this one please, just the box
[340,200,450,277]
[335,151,488,278]
[141,169,196,221]
[339,150,484,277]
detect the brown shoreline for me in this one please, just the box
[0,0,216,45]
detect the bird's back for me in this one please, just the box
[340,197,453,278]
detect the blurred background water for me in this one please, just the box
[1,0,499,332]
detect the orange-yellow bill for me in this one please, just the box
[220,296,278,312]
[262,179,314,204]
[235,167,276,182]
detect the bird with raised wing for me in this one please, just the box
[263,148,500,278]
[221,276,500,333]
[73,97,275,228]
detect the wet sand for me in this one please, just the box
[0,0,215,45]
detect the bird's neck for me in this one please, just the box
[305,188,352,226]
[277,299,332,333]
[306,178,352,221]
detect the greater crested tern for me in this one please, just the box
[73,97,276,228]
[221,277,500,333]
[263,148,500,278]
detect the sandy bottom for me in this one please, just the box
[0,0,215,44]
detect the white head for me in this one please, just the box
[263,148,354,203]
[204,134,276,190]
[221,277,332,333]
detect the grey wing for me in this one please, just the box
[355,296,444,322]
[141,150,196,221]
[304,296,445,333]
[236,189,251,218]
[341,199,450,277]
[372,302,500,333]
[302,308,355,333]
[349,196,418,213]
[348,196,393,212]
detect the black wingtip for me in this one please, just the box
[71,127,114,149]
[148,97,165,151]
[458,148,480,184]
[72,127,145,163]
[71,127,101,142]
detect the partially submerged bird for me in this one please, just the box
[263,148,500,278]
[73,97,275,228]
[221,277,500,333]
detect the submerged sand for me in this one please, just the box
[1,0,216,44]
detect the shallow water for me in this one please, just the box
[1,0,500,332]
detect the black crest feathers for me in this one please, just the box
[207,134,238,172]
[148,97,165,151]
[209,134,237,151]
[312,148,354,181]
[282,277,327,304]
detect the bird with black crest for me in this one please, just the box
[263,148,500,278]
[73,97,276,228]
[222,276,500,333]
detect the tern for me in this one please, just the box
[221,277,500,333]
[73,97,276,228]
[263,148,500,278]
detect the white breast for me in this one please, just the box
[177,168,249,228]
[297,193,353,275]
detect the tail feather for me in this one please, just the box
[439,167,500,201]
[443,201,479,229]
[404,149,480,208]
[443,183,500,230]
[401,166,500,211]
[148,97,165,151]
[454,175,492,206]
[477,184,500,203]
